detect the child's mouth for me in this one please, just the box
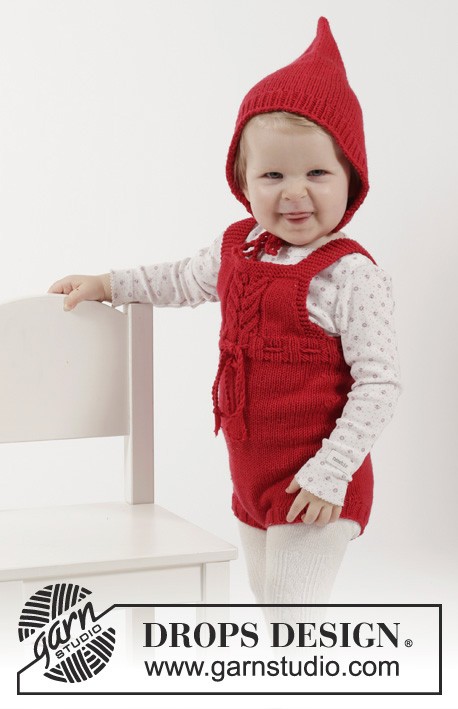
[282,212,313,223]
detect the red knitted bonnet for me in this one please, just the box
[226,17,369,233]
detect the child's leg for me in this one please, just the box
[263,519,360,627]
[236,519,267,603]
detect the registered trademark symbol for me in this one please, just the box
[405,639,413,647]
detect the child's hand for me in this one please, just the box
[47,274,111,311]
[285,478,342,526]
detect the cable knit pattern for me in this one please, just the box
[214,218,376,534]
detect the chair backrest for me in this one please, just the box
[0,294,154,504]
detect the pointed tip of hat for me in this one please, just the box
[315,15,334,42]
[317,16,330,30]
[307,16,345,73]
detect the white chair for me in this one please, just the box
[0,295,237,616]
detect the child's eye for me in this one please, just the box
[308,169,327,177]
[264,172,283,179]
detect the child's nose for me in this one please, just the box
[282,178,308,200]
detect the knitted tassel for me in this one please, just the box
[212,341,248,440]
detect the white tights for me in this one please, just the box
[237,518,360,630]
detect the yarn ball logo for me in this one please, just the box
[18,582,116,683]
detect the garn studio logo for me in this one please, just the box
[18,583,116,683]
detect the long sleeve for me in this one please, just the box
[294,258,401,506]
[109,233,223,309]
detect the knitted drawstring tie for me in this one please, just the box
[242,232,285,260]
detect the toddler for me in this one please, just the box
[48,18,401,628]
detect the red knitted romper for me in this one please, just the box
[212,218,376,534]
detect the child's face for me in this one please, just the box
[241,121,351,245]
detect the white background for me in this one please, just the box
[0,1,456,707]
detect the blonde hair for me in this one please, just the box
[233,111,360,202]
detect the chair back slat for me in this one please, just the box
[0,295,129,443]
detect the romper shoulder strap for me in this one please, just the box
[300,237,377,283]
[220,218,257,257]
[294,237,378,339]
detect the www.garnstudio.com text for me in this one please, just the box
[144,655,399,682]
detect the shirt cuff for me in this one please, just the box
[294,449,355,507]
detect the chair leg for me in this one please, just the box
[197,561,230,626]
[201,561,230,604]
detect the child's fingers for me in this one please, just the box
[303,502,339,526]
[286,489,311,523]
[47,278,75,295]
[300,500,321,525]
[285,478,300,494]
[64,282,95,311]
[312,505,333,527]
[47,277,83,311]
[63,287,81,311]
[329,505,342,523]
[286,484,342,526]
[48,275,106,311]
